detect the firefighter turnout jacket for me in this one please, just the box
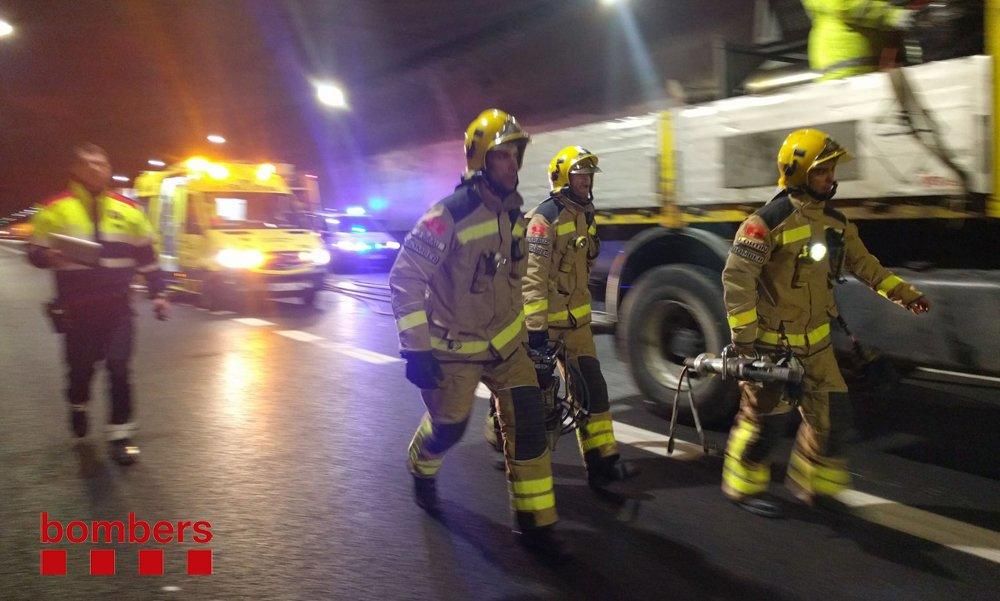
[390,181,529,361]
[522,193,599,332]
[722,191,922,356]
[27,182,164,304]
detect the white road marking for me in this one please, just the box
[612,421,699,459]
[232,317,274,327]
[615,420,1000,565]
[317,341,401,364]
[834,489,1000,565]
[277,329,325,343]
[0,242,26,255]
[209,310,237,316]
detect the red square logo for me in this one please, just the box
[138,549,164,576]
[187,549,212,575]
[40,549,67,576]
[90,549,116,576]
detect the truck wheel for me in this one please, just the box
[619,264,738,425]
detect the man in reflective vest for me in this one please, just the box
[27,143,168,465]
[521,146,639,488]
[802,0,922,80]
[390,110,562,554]
[721,129,929,517]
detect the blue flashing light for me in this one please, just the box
[350,225,367,233]
[367,197,389,211]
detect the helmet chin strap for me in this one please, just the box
[561,186,593,205]
[479,169,517,198]
[789,181,838,202]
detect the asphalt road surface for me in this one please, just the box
[2,241,998,600]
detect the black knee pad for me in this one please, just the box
[424,420,469,455]
[743,413,787,464]
[576,356,609,414]
[510,386,547,460]
[825,392,852,456]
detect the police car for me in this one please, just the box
[317,208,400,272]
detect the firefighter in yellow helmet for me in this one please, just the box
[721,129,930,517]
[802,0,924,80]
[518,146,639,487]
[390,109,563,553]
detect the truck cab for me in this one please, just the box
[136,158,330,309]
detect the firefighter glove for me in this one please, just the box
[528,330,549,351]
[403,351,443,389]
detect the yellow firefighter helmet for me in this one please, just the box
[548,146,601,193]
[464,109,530,175]
[777,129,851,189]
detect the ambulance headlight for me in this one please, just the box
[299,248,331,265]
[216,248,265,269]
[809,243,827,262]
[384,241,401,250]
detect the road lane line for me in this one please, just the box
[0,243,26,255]
[615,421,1000,564]
[834,489,1000,565]
[317,341,401,364]
[232,317,275,327]
[277,330,325,343]
[612,421,698,459]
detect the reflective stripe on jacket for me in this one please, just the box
[27,181,163,303]
[522,193,599,331]
[390,181,529,362]
[722,192,922,355]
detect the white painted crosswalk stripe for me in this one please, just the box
[614,420,1000,565]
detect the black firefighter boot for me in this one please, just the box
[109,438,140,466]
[69,404,88,438]
[733,494,785,519]
[412,475,440,515]
[586,452,641,490]
[517,525,569,562]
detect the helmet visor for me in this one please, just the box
[569,155,601,175]
[812,137,851,168]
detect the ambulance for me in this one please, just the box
[135,158,330,309]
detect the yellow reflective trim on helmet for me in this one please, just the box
[511,476,553,495]
[727,308,758,328]
[525,299,548,316]
[396,310,428,333]
[876,275,904,298]
[556,221,576,236]
[512,492,556,512]
[490,310,525,351]
[456,220,497,244]
[780,225,811,245]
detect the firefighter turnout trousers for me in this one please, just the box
[549,325,618,463]
[407,345,557,529]
[722,345,852,503]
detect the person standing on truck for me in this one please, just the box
[520,146,640,488]
[389,109,563,555]
[802,0,926,80]
[721,129,930,517]
[27,143,169,466]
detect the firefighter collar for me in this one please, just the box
[67,180,102,212]
[472,179,523,214]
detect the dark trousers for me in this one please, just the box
[64,304,134,425]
